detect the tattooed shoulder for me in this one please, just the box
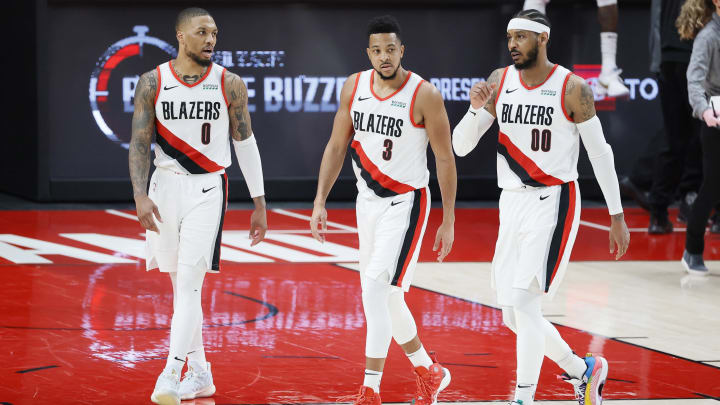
[135,69,158,105]
[576,79,596,122]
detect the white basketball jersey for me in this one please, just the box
[494,64,579,189]
[153,61,231,174]
[349,69,429,198]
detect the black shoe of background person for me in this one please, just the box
[677,192,698,224]
[648,213,673,234]
[619,176,650,211]
[711,211,720,234]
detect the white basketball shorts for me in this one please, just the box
[356,186,431,292]
[145,167,228,273]
[491,181,580,306]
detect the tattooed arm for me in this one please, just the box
[129,69,162,233]
[224,71,267,245]
[225,71,253,141]
[563,74,596,123]
[566,74,629,259]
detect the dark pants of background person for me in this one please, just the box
[686,125,720,254]
[648,62,703,217]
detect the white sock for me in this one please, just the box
[515,383,537,405]
[600,32,618,74]
[523,0,548,14]
[557,352,588,379]
[407,345,433,369]
[363,369,382,392]
[187,317,206,371]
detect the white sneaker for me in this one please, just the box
[179,362,216,400]
[151,369,180,405]
[597,68,630,98]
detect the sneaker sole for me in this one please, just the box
[153,391,180,405]
[180,384,216,400]
[681,257,708,276]
[587,356,608,405]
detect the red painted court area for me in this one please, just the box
[1,207,719,404]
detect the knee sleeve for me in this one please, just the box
[512,287,545,384]
[361,275,393,358]
[168,263,206,361]
[502,306,517,334]
[388,289,417,345]
[169,272,178,310]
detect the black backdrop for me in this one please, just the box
[3,0,659,202]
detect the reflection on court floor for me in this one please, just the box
[0,207,718,404]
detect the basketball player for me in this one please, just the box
[523,0,630,98]
[453,9,630,405]
[309,15,456,405]
[129,8,267,405]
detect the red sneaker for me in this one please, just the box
[338,386,381,405]
[411,353,451,405]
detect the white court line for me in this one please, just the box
[580,220,686,233]
[271,208,358,232]
[106,209,138,221]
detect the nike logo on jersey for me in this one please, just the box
[390,200,404,206]
[173,356,185,363]
[500,103,554,126]
[164,85,179,90]
[357,96,372,101]
[469,110,477,116]
[539,195,549,200]
[202,186,216,193]
[505,88,518,93]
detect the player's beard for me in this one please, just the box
[187,49,212,67]
[376,64,400,80]
[514,43,539,70]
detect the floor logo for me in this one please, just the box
[89,26,177,149]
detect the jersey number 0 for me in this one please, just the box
[530,128,551,152]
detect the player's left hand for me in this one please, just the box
[249,206,267,246]
[433,221,454,262]
[609,213,630,260]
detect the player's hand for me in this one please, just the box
[432,221,454,262]
[702,109,720,128]
[249,206,267,247]
[134,194,162,234]
[310,203,328,243]
[609,213,630,260]
[470,81,497,110]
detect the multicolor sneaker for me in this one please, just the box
[560,354,608,405]
[411,352,451,405]
[179,362,216,400]
[338,386,381,405]
[150,368,180,405]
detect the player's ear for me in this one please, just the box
[176,30,184,46]
[539,32,549,47]
[400,44,405,58]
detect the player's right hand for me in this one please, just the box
[309,203,328,243]
[134,194,162,234]
[469,81,497,110]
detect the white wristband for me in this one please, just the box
[232,134,265,198]
[452,106,495,157]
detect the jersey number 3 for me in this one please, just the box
[201,122,211,145]
[530,128,551,152]
[382,139,393,161]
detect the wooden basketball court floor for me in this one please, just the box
[1,205,719,404]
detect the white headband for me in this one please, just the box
[507,18,550,39]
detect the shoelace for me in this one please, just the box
[414,369,437,401]
[557,374,585,402]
